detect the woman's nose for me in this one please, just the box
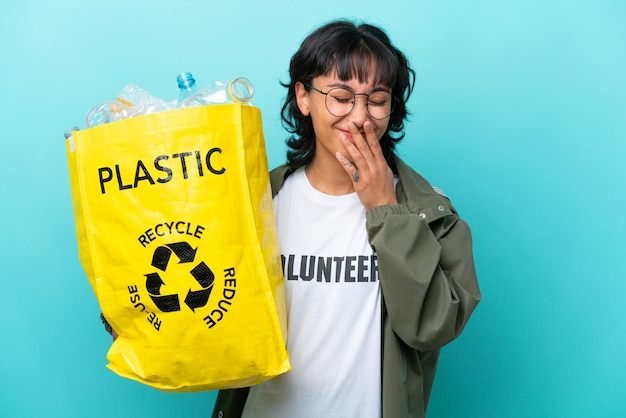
[347,96,369,125]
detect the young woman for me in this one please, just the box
[212,19,481,418]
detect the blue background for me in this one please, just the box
[1,0,625,417]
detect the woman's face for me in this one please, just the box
[296,71,391,166]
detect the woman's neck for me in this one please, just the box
[305,158,355,196]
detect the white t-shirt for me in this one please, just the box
[242,167,382,418]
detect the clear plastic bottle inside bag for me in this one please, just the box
[176,72,199,108]
[84,83,171,128]
[175,72,254,108]
[85,100,131,128]
[120,83,170,117]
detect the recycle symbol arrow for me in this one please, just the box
[145,272,181,312]
[145,242,214,313]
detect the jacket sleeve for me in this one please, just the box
[366,204,480,351]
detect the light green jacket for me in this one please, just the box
[212,155,481,418]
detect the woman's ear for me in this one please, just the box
[295,82,310,116]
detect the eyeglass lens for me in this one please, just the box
[325,88,394,119]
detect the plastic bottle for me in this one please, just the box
[85,99,131,128]
[176,72,199,108]
[119,83,170,117]
[84,83,170,127]
[176,73,254,108]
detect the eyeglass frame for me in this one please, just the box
[304,83,398,120]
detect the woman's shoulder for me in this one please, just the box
[393,155,458,219]
[269,163,293,197]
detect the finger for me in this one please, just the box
[363,121,381,151]
[336,151,361,183]
[344,126,378,175]
[347,122,384,169]
[347,122,373,156]
[339,132,366,168]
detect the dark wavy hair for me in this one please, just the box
[280,19,415,172]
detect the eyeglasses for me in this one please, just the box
[305,84,397,120]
